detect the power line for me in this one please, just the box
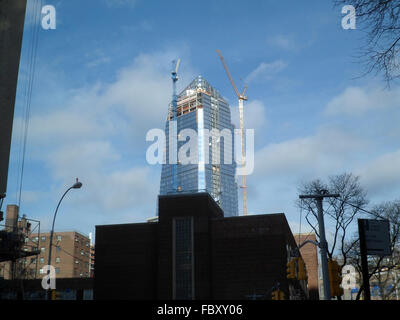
[16,0,43,208]
[341,199,378,217]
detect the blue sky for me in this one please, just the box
[6,0,400,245]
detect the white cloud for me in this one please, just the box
[245,60,287,84]
[14,50,196,220]
[44,139,158,214]
[86,56,111,68]
[266,34,297,51]
[325,86,400,116]
[121,20,154,33]
[357,149,400,198]
[230,99,267,130]
[254,128,365,179]
[22,50,196,146]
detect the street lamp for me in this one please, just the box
[46,178,82,299]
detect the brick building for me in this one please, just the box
[0,231,91,280]
[294,233,319,300]
[94,193,309,300]
[34,231,91,279]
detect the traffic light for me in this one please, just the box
[271,290,285,300]
[328,259,344,297]
[286,258,297,279]
[297,257,308,281]
[51,290,61,300]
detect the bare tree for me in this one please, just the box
[297,172,369,297]
[334,0,400,85]
[297,173,368,261]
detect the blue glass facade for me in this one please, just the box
[160,76,238,217]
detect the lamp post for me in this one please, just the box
[46,178,82,299]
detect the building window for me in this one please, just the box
[39,268,44,274]
[55,268,60,274]
[40,257,44,264]
[81,251,84,256]
[55,257,60,263]
[40,247,45,253]
[41,236,46,241]
[57,235,62,241]
[75,260,79,264]
[173,217,194,300]
[56,246,61,252]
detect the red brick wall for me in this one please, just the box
[294,233,319,300]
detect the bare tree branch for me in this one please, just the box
[334,0,400,86]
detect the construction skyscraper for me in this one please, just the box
[160,76,238,217]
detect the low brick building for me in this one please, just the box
[24,231,91,279]
[94,193,309,300]
[294,233,319,300]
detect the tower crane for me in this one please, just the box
[216,50,248,216]
[170,59,181,193]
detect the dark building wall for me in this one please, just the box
[156,214,172,299]
[0,0,27,196]
[211,214,297,300]
[157,193,222,299]
[94,223,157,300]
[94,193,308,300]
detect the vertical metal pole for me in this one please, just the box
[358,219,371,300]
[316,196,331,300]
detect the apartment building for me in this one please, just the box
[1,231,91,280]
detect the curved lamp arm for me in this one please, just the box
[47,179,82,273]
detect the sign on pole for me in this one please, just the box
[358,219,391,300]
[359,219,391,256]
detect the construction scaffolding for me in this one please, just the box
[0,205,41,281]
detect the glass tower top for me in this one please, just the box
[160,76,238,217]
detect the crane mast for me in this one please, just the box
[170,59,180,193]
[216,50,248,216]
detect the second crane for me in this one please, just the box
[216,50,248,216]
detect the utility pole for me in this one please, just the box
[357,219,371,301]
[299,191,339,300]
